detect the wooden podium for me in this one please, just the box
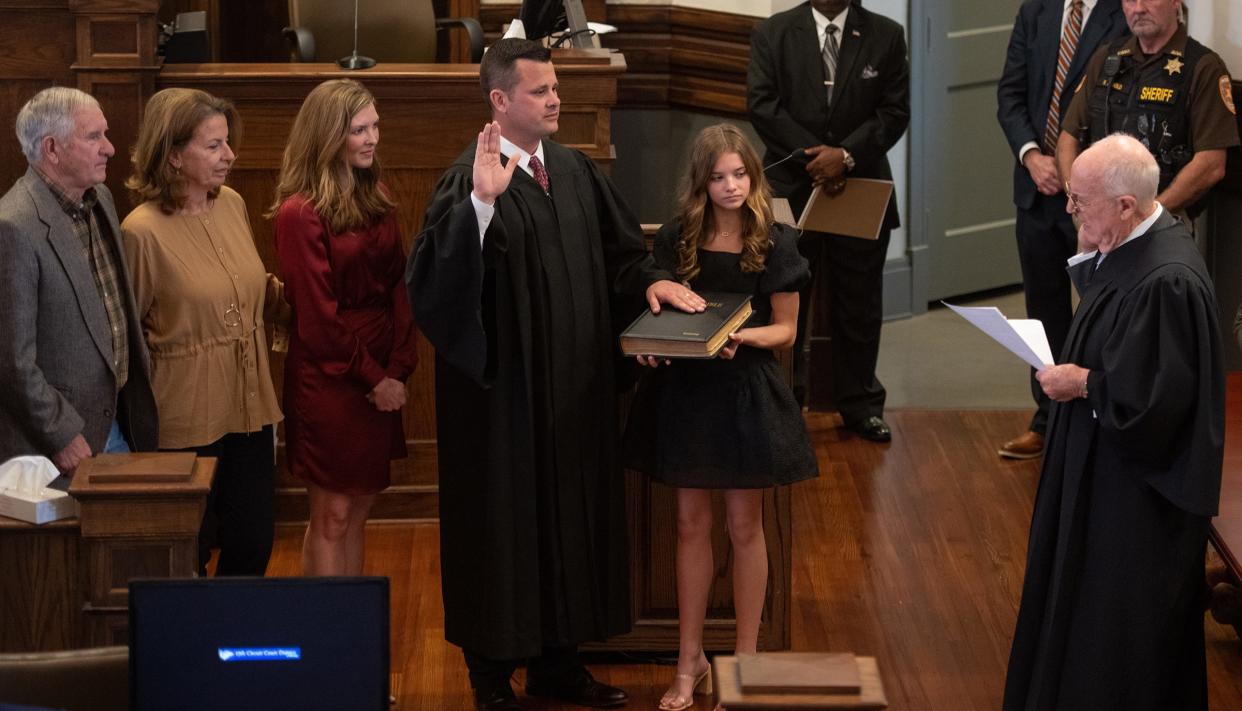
[0,453,214,652]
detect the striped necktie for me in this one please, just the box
[1043,0,1084,153]
[822,24,840,106]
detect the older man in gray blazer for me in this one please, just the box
[0,87,156,474]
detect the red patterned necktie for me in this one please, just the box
[529,155,550,192]
[1044,0,1084,154]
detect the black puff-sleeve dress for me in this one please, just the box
[623,220,820,489]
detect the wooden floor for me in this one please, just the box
[265,409,1242,710]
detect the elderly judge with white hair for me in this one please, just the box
[0,87,157,473]
[1003,132,1224,710]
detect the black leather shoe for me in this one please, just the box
[851,416,891,442]
[474,686,524,711]
[525,669,629,708]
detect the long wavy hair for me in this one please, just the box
[674,124,774,284]
[267,79,395,232]
[126,88,240,214]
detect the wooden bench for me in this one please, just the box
[1211,373,1242,578]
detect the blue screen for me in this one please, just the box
[129,577,388,710]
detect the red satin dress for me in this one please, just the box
[274,193,418,495]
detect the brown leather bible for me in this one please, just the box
[619,292,753,358]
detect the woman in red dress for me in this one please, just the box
[270,79,418,575]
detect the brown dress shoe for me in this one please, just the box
[999,430,1044,460]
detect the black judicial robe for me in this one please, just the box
[1003,210,1224,711]
[407,140,670,660]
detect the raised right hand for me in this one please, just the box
[472,121,520,205]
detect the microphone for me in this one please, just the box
[764,148,808,172]
[338,0,375,70]
[1101,54,1122,81]
[1099,53,1122,135]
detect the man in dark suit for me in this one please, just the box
[0,87,157,473]
[996,0,1128,460]
[747,0,909,442]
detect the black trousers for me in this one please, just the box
[1015,193,1078,434]
[793,226,892,423]
[174,425,275,576]
[463,645,581,695]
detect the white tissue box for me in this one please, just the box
[0,486,77,524]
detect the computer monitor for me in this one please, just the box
[128,577,389,711]
[162,11,210,63]
[519,0,567,40]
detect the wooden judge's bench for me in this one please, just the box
[0,0,793,654]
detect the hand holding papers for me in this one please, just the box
[796,178,894,240]
[944,302,1054,370]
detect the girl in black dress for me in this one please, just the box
[625,124,818,710]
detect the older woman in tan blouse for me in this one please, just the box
[121,88,284,576]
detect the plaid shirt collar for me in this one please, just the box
[36,169,98,220]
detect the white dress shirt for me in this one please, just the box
[810,4,849,58]
[1067,202,1164,269]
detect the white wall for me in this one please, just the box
[1187,0,1242,72]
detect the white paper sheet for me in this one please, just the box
[943,302,1054,371]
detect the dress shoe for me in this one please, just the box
[525,668,628,708]
[999,430,1044,460]
[850,416,891,442]
[474,686,524,711]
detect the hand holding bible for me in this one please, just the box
[645,279,707,315]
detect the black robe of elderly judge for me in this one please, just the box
[1003,210,1224,711]
[407,140,670,660]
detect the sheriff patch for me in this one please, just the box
[1221,75,1236,115]
[1138,86,1176,104]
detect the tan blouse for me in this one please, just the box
[121,186,282,449]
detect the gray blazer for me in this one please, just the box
[0,168,157,462]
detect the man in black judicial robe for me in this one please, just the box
[1003,134,1223,711]
[407,39,701,711]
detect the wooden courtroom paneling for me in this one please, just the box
[0,2,158,214]
[0,519,81,652]
[480,2,756,116]
[172,0,484,64]
[0,3,76,195]
[586,475,791,652]
[156,53,625,522]
[73,1,161,212]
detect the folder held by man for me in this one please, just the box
[796,178,894,240]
